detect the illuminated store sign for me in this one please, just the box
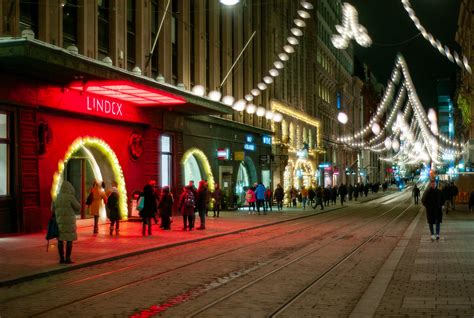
[318,162,331,168]
[244,144,256,151]
[87,96,123,116]
[246,135,254,143]
[262,135,272,145]
[217,148,230,160]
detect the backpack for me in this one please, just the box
[185,191,195,207]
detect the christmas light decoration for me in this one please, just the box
[52,137,128,220]
[331,2,372,50]
[181,148,214,192]
[401,0,472,74]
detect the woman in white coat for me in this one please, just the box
[54,181,81,264]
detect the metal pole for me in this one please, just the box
[145,0,172,68]
[220,30,256,88]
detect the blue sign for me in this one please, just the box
[244,143,256,151]
[262,135,272,145]
[246,135,254,143]
[319,162,331,168]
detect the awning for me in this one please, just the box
[0,37,232,115]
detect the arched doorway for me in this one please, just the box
[235,156,257,206]
[181,148,215,192]
[52,137,128,221]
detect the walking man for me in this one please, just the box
[422,179,445,241]
[412,184,420,205]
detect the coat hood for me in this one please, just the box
[59,181,76,195]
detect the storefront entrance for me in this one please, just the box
[235,157,257,207]
[181,148,215,191]
[52,137,127,222]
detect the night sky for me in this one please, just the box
[348,0,461,108]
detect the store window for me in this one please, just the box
[0,114,9,196]
[98,0,110,60]
[63,0,78,48]
[160,135,173,187]
[127,0,136,71]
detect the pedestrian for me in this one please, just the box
[290,187,297,207]
[212,183,223,217]
[205,181,211,217]
[331,186,338,205]
[469,190,474,212]
[354,184,359,201]
[139,184,157,236]
[255,182,266,214]
[196,180,208,229]
[54,181,81,264]
[274,184,284,211]
[88,181,107,234]
[315,186,324,210]
[308,186,316,206]
[158,186,173,230]
[450,182,458,210]
[188,180,197,228]
[179,186,195,231]
[323,186,330,206]
[301,186,308,210]
[442,183,452,214]
[348,184,353,201]
[149,180,160,225]
[339,183,347,206]
[412,184,420,205]
[422,179,445,241]
[106,181,121,235]
[246,187,256,213]
[264,187,273,212]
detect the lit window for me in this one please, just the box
[0,113,9,196]
[160,135,172,187]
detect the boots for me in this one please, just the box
[65,241,74,264]
[142,224,146,236]
[110,226,114,236]
[58,241,65,264]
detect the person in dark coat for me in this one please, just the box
[339,184,347,206]
[412,184,420,205]
[323,187,331,206]
[450,182,458,210]
[196,180,208,229]
[158,186,174,230]
[106,181,121,235]
[348,184,353,201]
[54,181,81,264]
[139,184,158,236]
[469,190,474,212]
[179,186,195,230]
[331,186,338,205]
[354,184,359,201]
[212,183,223,217]
[264,188,273,212]
[274,184,284,211]
[422,180,445,241]
[442,183,452,214]
[315,186,324,210]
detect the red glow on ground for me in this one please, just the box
[70,80,186,106]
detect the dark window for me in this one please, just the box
[127,0,136,71]
[171,0,178,84]
[19,0,38,36]
[63,0,78,47]
[98,0,110,59]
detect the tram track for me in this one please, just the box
[184,194,414,317]
[0,193,409,317]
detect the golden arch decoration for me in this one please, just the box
[181,148,215,192]
[51,136,128,220]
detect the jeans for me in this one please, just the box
[183,215,194,230]
[198,208,206,228]
[429,222,440,235]
[276,200,283,211]
[256,199,266,213]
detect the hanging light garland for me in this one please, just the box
[331,2,372,49]
[401,0,472,74]
[337,54,465,165]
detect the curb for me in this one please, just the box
[0,206,345,287]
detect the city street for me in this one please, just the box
[2,189,474,317]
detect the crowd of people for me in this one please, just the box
[51,176,472,264]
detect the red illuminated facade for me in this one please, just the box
[0,39,231,234]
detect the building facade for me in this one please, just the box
[455,0,474,165]
[0,0,363,233]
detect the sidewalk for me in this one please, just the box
[0,190,393,287]
[0,205,345,287]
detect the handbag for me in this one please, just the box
[85,192,93,206]
[45,214,59,251]
[137,196,145,211]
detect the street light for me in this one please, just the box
[220,0,239,5]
